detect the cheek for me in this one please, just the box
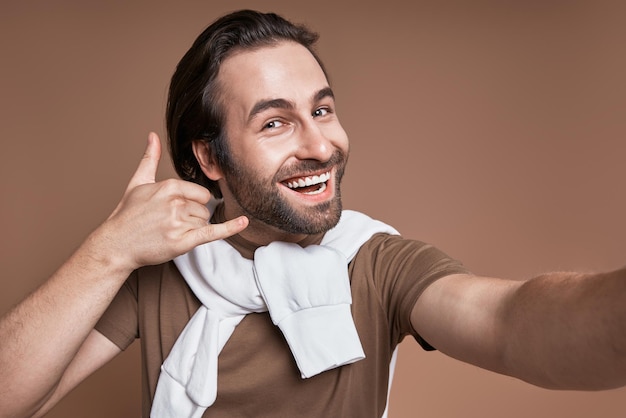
[325,123,349,152]
[241,145,286,179]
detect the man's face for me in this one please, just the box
[214,41,350,238]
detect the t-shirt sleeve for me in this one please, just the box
[94,270,139,351]
[358,233,471,350]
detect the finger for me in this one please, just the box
[126,132,162,191]
[175,180,213,205]
[188,216,249,247]
[184,201,212,222]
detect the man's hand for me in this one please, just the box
[101,132,248,272]
[0,133,248,418]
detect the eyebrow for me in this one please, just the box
[247,87,335,123]
[313,86,335,103]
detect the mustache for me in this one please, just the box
[274,150,348,180]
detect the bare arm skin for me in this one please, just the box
[0,133,248,418]
[31,330,122,418]
[412,269,626,391]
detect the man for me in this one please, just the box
[0,9,624,418]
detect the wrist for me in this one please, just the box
[78,223,138,280]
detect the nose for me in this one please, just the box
[294,120,334,162]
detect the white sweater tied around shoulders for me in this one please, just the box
[151,206,399,418]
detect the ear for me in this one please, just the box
[192,140,224,181]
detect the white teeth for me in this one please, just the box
[286,171,330,189]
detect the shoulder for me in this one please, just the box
[134,261,183,284]
[130,261,196,305]
[355,233,449,265]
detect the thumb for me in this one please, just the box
[126,132,161,190]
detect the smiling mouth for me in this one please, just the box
[282,171,330,195]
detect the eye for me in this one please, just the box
[313,107,330,118]
[264,119,284,130]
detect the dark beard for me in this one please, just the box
[222,150,347,235]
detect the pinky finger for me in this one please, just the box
[190,216,249,247]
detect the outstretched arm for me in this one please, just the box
[411,268,626,390]
[0,133,248,418]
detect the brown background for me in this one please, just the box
[1,1,625,417]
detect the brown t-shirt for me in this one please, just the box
[96,222,469,418]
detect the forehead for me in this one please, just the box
[217,41,330,119]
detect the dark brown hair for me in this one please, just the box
[167,9,325,197]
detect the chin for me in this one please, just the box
[275,199,343,235]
